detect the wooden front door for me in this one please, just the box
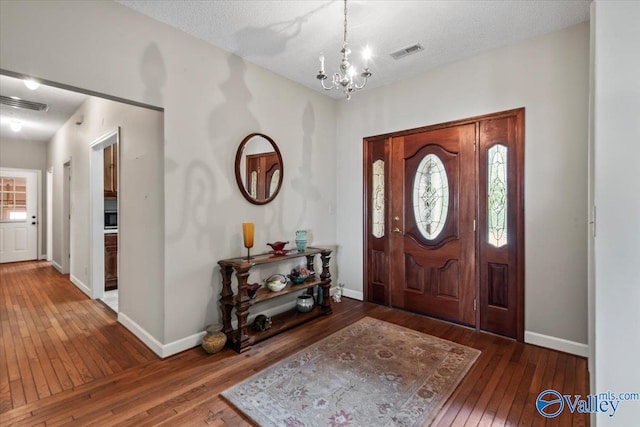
[390,125,477,326]
[364,109,524,340]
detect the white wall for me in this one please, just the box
[592,1,640,425]
[0,0,336,353]
[0,137,47,256]
[47,96,164,339]
[335,23,590,349]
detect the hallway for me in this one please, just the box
[0,261,157,412]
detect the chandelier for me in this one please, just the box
[316,0,372,100]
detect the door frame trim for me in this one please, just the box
[89,128,120,301]
[62,160,71,274]
[363,108,524,341]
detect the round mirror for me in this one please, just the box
[235,133,283,205]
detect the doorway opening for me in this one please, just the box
[363,108,525,340]
[90,128,120,312]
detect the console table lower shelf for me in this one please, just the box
[233,305,331,351]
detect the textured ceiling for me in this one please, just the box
[0,1,593,143]
[117,0,591,98]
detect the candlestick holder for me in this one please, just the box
[242,222,254,260]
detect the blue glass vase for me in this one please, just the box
[295,230,307,252]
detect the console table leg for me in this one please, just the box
[320,250,333,314]
[218,264,235,342]
[235,266,252,352]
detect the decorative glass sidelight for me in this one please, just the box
[372,160,385,238]
[488,144,508,247]
[413,154,449,240]
[250,171,258,199]
[269,170,280,197]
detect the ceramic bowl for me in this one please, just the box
[265,274,287,292]
[288,274,308,285]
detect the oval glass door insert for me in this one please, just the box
[413,154,449,240]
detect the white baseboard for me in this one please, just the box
[119,288,346,359]
[163,301,301,358]
[70,274,91,297]
[118,312,206,359]
[342,288,364,301]
[52,260,63,273]
[525,331,589,357]
[162,331,207,358]
[167,293,336,358]
[40,253,47,260]
[118,312,165,357]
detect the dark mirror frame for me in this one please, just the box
[234,132,284,205]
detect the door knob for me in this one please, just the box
[392,227,402,233]
[394,216,400,221]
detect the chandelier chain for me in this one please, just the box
[343,0,348,46]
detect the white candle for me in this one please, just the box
[319,55,325,73]
[363,46,371,69]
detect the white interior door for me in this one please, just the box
[0,168,38,263]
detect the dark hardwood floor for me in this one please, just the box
[0,261,589,426]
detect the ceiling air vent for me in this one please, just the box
[390,44,424,60]
[0,95,49,112]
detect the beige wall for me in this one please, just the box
[0,0,337,353]
[0,137,47,256]
[335,23,590,350]
[592,1,640,424]
[47,95,164,340]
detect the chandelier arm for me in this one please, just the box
[353,76,369,90]
[320,79,336,91]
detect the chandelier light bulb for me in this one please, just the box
[23,79,40,90]
[363,45,372,68]
[10,120,23,132]
[362,46,372,59]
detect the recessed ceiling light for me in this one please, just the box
[24,79,40,90]
[10,120,23,132]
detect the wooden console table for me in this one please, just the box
[218,247,332,353]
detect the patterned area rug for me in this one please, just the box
[221,317,480,426]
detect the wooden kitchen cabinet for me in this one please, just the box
[105,233,118,290]
[104,143,118,199]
